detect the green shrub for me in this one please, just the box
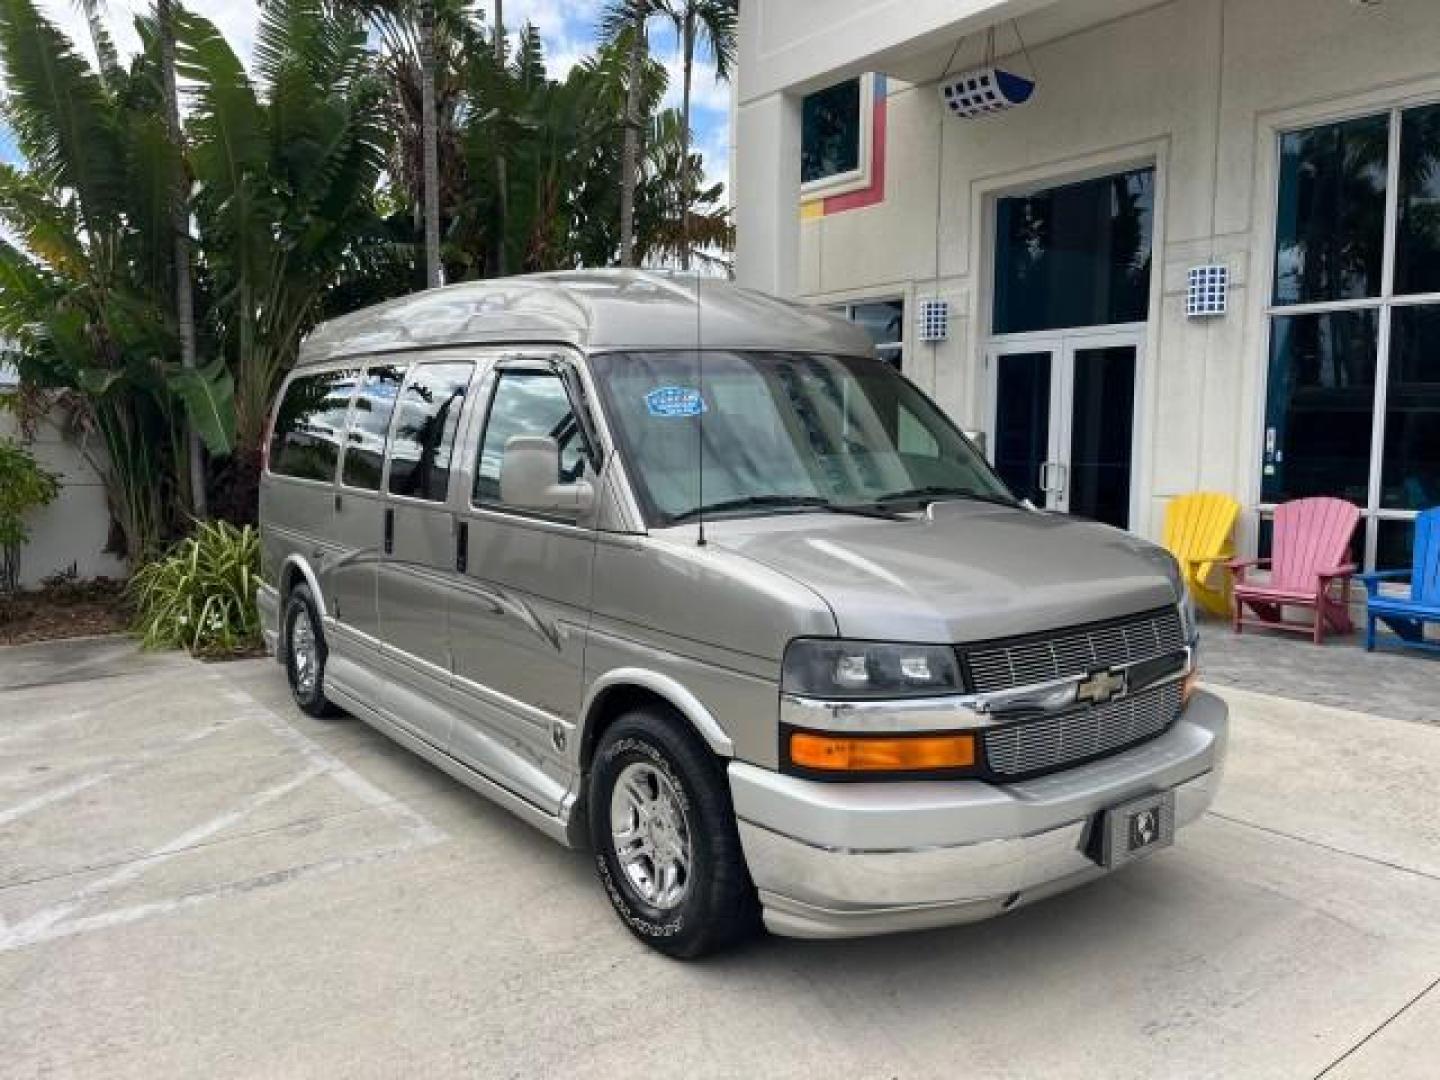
[129,520,261,656]
[0,437,62,593]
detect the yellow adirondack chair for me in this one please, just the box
[1162,492,1240,617]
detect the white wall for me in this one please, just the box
[742,0,1440,544]
[0,402,125,587]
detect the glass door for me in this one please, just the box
[988,329,1143,528]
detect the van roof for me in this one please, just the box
[297,269,876,365]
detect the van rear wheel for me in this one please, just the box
[284,584,340,718]
[589,707,760,958]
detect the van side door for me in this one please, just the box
[448,356,599,814]
[374,358,477,749]
[329,362,404,649]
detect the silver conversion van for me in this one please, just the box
[257,270,1228,957]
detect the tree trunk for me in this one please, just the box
[492,0,508,277]
[619,15,645,268]
[158,0,206,517]
[679,13,695,271]
[419,0,442,288]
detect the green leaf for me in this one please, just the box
[168,359,236,456]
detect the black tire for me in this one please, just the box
[589,707,760,958]
[283,584,340,718]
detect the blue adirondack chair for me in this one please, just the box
[1360,507,1440,654]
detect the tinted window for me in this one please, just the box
[1396,104,1440,296]
[801,78,861,184]
[269,370,356,481]
[475,372,587,507]
[1261,309,1378,505]
[1273,114,1388,305]
[386,362,473,501]
[342,364,404,491]
[1382,304,1440,510]
[993,168,1154,334]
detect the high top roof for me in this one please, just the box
[297,269,874,365]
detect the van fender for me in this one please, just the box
[276,554,328,656]
[581,668,735,759]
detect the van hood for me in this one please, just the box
[701,501,1180,643]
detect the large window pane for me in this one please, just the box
[269,370,356,482]
[1396,104,1440,296]
[1261,309,1378,505]
[1382,304,1440,509]
[341,364,403,491]
[1273,114,1388,305]
[1376,519,1417,573]
[387,362,473,501]
[993,168,1154,334]
[801,78,861,185]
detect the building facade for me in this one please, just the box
[734,0,1440,570]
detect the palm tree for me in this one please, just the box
[491,0,507,275]
[601,1,663,267]
[662,0,735,269]
[418,0,441,287]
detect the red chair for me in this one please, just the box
[1228,498,1360,644]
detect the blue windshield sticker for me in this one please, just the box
[645,386,706,418]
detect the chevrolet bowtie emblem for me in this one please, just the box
[1076,667,1127,705]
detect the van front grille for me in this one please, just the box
[982,682,1184,779]
[962,608,1184,694]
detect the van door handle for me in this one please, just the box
[383,507,394,555]
[456,521,469,573]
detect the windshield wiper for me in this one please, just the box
[876,486,1018,510]
[667,495,904,524]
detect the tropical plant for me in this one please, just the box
[0,0,235,566]
[601,0,667,267]
[661,0,736,269]
[175,0,393,515]
[0,435,60,593]
[129,519,261,655]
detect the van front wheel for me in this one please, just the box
[283,584,339,718]
[589,708,759,958]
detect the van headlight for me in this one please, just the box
[781,639,963,699]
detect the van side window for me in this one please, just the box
[474,371,587,507]
[342,364,404,491]
[386,362,474,501]
[269,370,357,481]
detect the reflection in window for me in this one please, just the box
[1273,114,1389,305]
[831,299,903,370]
[387,362,473,502]
[993,168,1154,334]
[341,364,403,491]
[269,370,356,481]
[1261,310,1377,506]
[1396,104,1440,296]
[801,78,861,185]
[474,372,586,508]
[1383,305,1440,510]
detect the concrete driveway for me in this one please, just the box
[1,636,1437,1079]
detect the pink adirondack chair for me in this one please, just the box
[1228,497,1360,644]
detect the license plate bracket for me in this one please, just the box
[1099,790,1176,868]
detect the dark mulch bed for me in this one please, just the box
[0,578,132,646]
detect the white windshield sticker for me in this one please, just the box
[645,386,706,418]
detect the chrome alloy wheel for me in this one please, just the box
[290,607,318,696]
[609,762,693,911]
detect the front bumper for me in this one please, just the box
[729,688,1228,939]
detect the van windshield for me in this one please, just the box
[588,351,1016,525]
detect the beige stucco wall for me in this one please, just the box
[1,401,125,587]
[740,0,1440,549]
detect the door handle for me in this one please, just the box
[383,507,394,555]
[456,521,469,573]
[1039,462,1053,492]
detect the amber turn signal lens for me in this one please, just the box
[789,732,976,772]
[1181,669,1199,707]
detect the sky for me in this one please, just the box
[0,0,732,199]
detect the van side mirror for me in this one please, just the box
[499,435,594,515]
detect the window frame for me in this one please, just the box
[469,356,599,524]
[1261,101,1440,570]
[799,73,876,201]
